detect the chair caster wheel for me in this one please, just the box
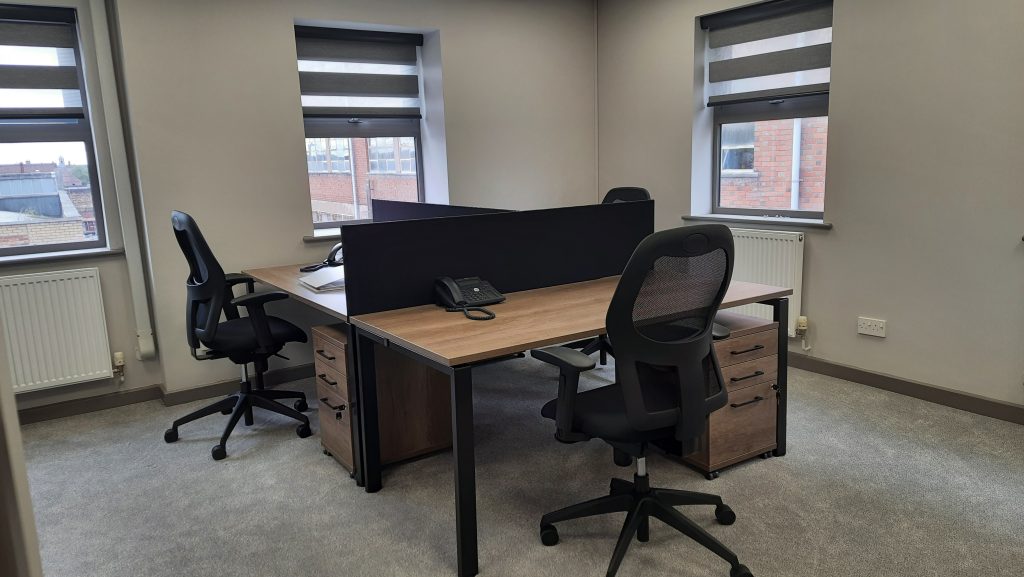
[706,471,719,480]
[540,524,559,546]
[760,452,772,459]
[163,429,178,443]
[296,423,312,438]
[211,445,227,461]
[613,449,632,467]
[294,399,308,412]
[731,564,753,577]
[609,478,631,495]
[715,504,736,525]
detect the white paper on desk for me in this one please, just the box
[299,266,345,291]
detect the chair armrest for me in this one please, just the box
[231,290,288,308]
[231,291,288,352]
[531,346,596,373]
[225,272,256,291]
[531,347,594,443]
[221,273,256,320]
[712,322,731,340]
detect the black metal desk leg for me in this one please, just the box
[356,329,383,493]
[772,297,788,457]
[451,366,479,577]
[345,323,365,487]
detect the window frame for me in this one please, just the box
[712,94,829,220]
[0,4,108,258]
[303,117,424,229]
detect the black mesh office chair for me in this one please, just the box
[602,186,650,204]
[163,211,312,461]
[573,187,654,365]
[531,224,753,577]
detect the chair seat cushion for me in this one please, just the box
[541,382,678,443]
[208,316,307,353]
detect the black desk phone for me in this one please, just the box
[300,242,343,273]
[434,276,505,321]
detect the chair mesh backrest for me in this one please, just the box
[606,224,734,444]
[631,251,728,343]
[171,211,226,349]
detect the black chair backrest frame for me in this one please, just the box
[171,210,231,352]
[602,187,651,204]
[606,224,734,446]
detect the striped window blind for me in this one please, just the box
[701,0,833,106]
[294,26,424,119]
[0,6,86,118]
[0,4,108,257]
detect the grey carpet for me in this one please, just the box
[21,360,1024,577]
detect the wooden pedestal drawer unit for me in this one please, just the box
[312,324,452,474]
[681,312,780,479]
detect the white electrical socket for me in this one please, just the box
[857,317,886,338]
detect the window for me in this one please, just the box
[366,136,417,175]
[0,4,106,256]
[701,0,833,219]
[399,137,416,173]
[295,26,425,227]
[306,137,350,173]
[368,137,396,173]
[720,123,755,173]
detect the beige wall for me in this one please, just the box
[12,0,1023,408]
[112,0,598,392]
[598,0,1024,405]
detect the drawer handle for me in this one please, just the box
[730,370,764,383]
[315,349,337,361]
[318,373,338,387]
[730,396,765,408]
[730,344,765,356]
[320,397,347,419]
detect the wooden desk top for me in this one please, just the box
[351,277,791,367]
[244,264,348,320]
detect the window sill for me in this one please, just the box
[721,170,759,179]
[0,247,125,268]
[303,228,341,243]
[683,213,833,230]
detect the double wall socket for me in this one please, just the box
[857,317,886,338]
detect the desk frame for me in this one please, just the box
[351,296,789,577]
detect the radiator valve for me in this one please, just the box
[795,316,812,352]
[795,316,809,336]
[113,351,126,382]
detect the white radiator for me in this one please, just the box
[728,228,804,337]
[0,268,112,393]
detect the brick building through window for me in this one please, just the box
[0,160,95,249]
[307,137,419,224]
[719,117,828,213]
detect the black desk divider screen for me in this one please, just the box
[371,199,513,223]
[342,200,655,316]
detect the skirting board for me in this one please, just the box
[17,364,315,425]
[17,386,162,426]
[790,352,1024,425]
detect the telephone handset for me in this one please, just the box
[300,242,344,273]
[434,276,505,321]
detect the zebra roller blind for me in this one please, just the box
[294,26,424,119]
[701,0,833,106]
[0,5,86,118]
